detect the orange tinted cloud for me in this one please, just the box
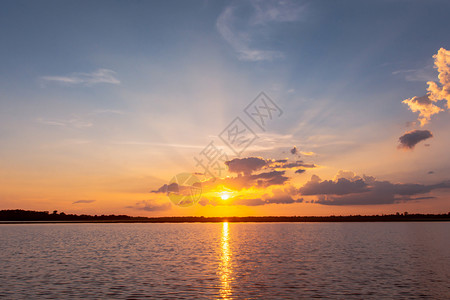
[403,48,450,126]
[402,95,443,126]
[427,47,450,107]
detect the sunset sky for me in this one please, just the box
[1,0,449,216]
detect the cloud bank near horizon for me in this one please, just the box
[149,155,449,208]
[301,171,450,206]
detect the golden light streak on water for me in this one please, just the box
[219,222,232,299]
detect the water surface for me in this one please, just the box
[0,222,449,299]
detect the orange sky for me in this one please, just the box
[1,2,450,216]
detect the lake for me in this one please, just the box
[0,222,449,299]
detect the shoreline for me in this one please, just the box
[1,219,450,224]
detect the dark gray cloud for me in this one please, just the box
[265,196,295,204]
[241,194,298,206]
[398,130,433,149]
[232,198,267,206]
[251,170,289,187]
[295,169,306,174]
[271,160,316,169]
[225,157,268,175]
[224,156,316,177]
[290,146,298,155]
[301,172,450,205]
[72,199,96,204]
[151,182,179,193]
[127,200,172,211]
[299,175,369,195]
[200,170,290,191]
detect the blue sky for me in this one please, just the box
[1,0,449,215]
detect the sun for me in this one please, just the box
[220,191,230,200]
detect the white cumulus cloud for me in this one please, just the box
[216,0,305,61]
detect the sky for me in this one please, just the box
[1,0,450,217]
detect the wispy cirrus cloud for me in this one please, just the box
[37,109,123,129]
[41,68,120,86]
[73,199,96,204]
[392,66,438,82]
[216,0,305,61]
[37,116,93,129]
[126,200,172,212]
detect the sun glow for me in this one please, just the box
[220,191,231,200]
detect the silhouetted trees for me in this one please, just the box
[0,209,449,222]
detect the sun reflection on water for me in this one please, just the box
[219,222,232,299]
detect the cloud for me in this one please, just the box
[300,151,315,156]
[37,116,93,129]
[232,198,267,206]
[300,171,450,206]
[151,154,449,208]
[200,169,290,191]
[402,95,443,126]
[402,48,450,126]
[392,67,438,82]
[270,160,316,169]
[151,155,316,206]
[300,175,369,196]
[427,48,450,107]
[126,200,172,212]
[41,69,120,86]
[91,109,125,115]
[225,157,268,175]
[398,130,433,149]
[37,109,124,129]
[150,183,179,194]
[263,188,299,204]
[290,146,298,155]
[224,156,315,176]
[251,170,289,187]
[216,0,304,61]
[199,187,301,207]
[72,199,95,204]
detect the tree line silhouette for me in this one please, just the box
[1,209,449,223]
